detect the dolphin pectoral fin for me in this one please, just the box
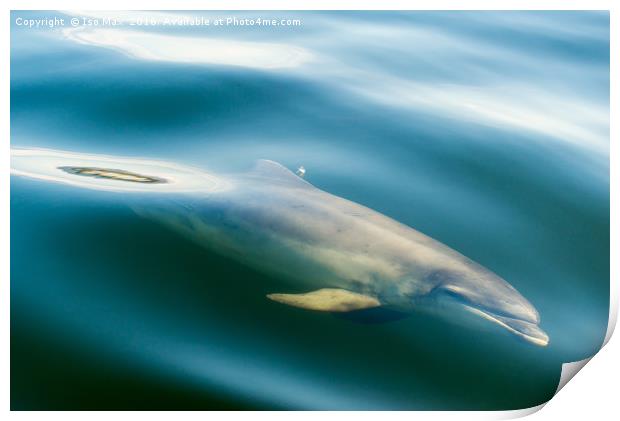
[266,288,381,312]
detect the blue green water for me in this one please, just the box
[11,11,609,410]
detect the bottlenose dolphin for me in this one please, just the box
[11,147,549,346]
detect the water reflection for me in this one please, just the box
[11,10,609,409]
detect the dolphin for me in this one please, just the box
[11,147,549,346]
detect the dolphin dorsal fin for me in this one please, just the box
[267,288,381,312]
[249,159,314,189]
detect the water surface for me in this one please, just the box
[11,10,609,410]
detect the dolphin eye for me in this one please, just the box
[424,273,467,302]
[432,285,459,298]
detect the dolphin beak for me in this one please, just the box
[439,282,548,346]
[464,306,549,346]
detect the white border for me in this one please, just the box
[1,0,618,10]
[3,1,617,419]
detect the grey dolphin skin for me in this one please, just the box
[11,148,549,346]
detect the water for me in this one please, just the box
[10,11,609,410]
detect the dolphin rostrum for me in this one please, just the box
[11,147,549,346]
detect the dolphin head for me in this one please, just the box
[420,264,549,346]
